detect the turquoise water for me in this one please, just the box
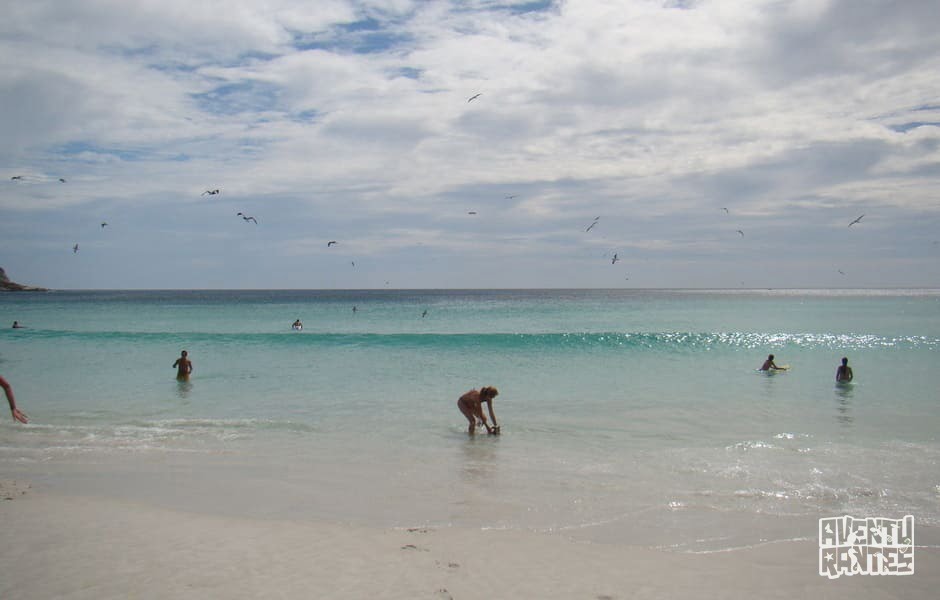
[2,289,938,550]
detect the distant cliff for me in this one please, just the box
[0,268,47,292]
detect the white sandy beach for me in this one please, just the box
[1,478,936,600]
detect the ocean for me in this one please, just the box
[1,289,938,552]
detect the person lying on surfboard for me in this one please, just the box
[760,354,786,371]
[457,386,500,435]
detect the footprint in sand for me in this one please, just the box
[0,480,30,500]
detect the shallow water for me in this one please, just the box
[2,289,938,550]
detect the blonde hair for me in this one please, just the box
[480,386,499,400]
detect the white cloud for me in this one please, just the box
[2,0,939,288]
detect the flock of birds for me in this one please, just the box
[10,118,870,282]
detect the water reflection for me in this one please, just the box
[834,382,854,426]
[459,434,500,485]
[176,379,193,400]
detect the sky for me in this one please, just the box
[1,0,939,290]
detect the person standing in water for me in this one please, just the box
[173,350,193,381]
[1,375,29,424]
[836,357,854,382]
[457,386,500,435]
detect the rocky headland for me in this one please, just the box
[0,267,47,292]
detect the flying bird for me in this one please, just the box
[327,241,337,247]
[202,189,220,196]
[467,93,482,103]
[848,214,864,227]
[611,253,619,264]
[73,244,79,253]
[236,212,258,224]
[736,230,744,237]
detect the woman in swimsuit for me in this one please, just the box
[457,386,499,435]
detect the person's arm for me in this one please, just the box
[486,399,498,428]
[474,402,492,433]
[0,376,29,424]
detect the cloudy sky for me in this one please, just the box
[1,0,938,289]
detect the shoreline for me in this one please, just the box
[1,478,937,599]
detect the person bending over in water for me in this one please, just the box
[457,386,499,435]
[836,357,854,382]
[760,354,784,371]
[1,375,29,424]
[173,350,193,381]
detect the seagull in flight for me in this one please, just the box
[848,214,864,227]
[202,189,220,196]
[327,241,337,247]
[467,93,482,103]
[736,230,744,237]
[236,212,258,224]
[73,244,79,253]
[611,253,619,264]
